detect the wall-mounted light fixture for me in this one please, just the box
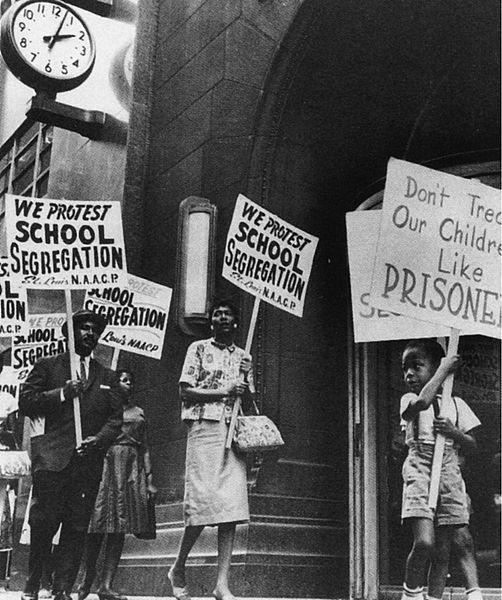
[176,196,217,336]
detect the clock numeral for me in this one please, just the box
[61,64,68,75]
[80,46,86,56]
[78,30,85,41]
[52,5,61,17]
[45,62,52,73]
[72,59,79,67]
[19,38,27,48]
[67,15,74,25]
[18,22,26,31]
[37,3,45,14]
[30,52,38,63]
[22,8,34,20]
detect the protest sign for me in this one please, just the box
[83,274,172,360]
[0,257,28,335]
[370,159,501,339]
[5,194,127,289]
[12,313,66,383]
[0,366,20,404]
[346,210,451,342]
[222,194,318,317]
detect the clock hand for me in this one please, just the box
[42,34,75,42]
[47,10,68,49]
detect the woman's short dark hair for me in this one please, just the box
[209,299,239,325]
[403,338,445,367]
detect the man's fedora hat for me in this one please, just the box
[62,309,107,338]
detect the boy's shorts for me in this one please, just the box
[401,442,470,526]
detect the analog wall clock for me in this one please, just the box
[0,0,96,93]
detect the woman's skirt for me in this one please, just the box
[88,444,149,534]
[184,417,249,526]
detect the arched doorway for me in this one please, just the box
[245,0,500,597]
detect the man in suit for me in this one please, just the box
[20,309,123,600]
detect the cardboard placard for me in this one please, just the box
[370,159,501,339]
[5,194,127,289]
[222,194,318,317]
[346,210,451,342]
[83,274,172,360]
[12,313,66,383]
[0,257,28,335]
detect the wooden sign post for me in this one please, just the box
[64,289,82,447]
[428,327,460,508]
[225,297,261,449]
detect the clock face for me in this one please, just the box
[0,0,96,92]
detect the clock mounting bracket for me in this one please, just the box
[26,91,106,139]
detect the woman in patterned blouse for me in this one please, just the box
[168,299,254,600]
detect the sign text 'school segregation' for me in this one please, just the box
[346,210,450,342]
[12,313,67,383]
[83,274,172,360]
[370,159,501,339]
[5,195,128,289]
[0,257,28,335]
[222,195,318,317]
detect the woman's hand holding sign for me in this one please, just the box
[226,380,249,397]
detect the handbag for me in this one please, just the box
[134,493,156,540]
[233,400,285,454]
[0,429,31,479]
[0,450,31,479]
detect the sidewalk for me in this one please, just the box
[0,595,334,600]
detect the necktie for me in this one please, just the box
[80,357,87,382]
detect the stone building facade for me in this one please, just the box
[0,0,500,598]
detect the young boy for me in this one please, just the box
[400,339,482,600]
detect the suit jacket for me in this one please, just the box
[19,352,123,475]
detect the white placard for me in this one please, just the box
[5,194,127,289]
[0,366,20,404]
[346,210,451,342]
[222,194,318,317]
[83,274,172,360]
[0,257,28,335]
[370,159,501,339]
[12,313,67,383]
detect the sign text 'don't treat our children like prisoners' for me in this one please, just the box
[370,159,501,339]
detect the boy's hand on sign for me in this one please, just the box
[433,416,456,438]
[439,354,460,375]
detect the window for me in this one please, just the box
[0,121,53,254]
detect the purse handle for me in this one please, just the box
[238,398,260,417]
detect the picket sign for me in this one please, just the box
[225,297,260,450]
[221,194,318,449]
[428,327,460,509]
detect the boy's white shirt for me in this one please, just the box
[400,393,481,447]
